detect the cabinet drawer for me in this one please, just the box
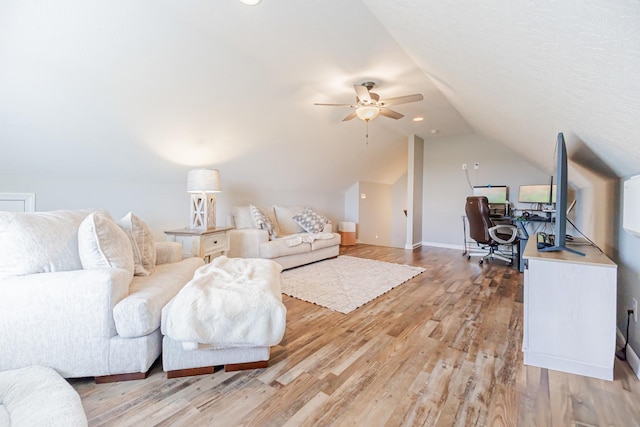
[203,232,226,254]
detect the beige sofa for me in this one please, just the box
[0,209,204,381]
[227,205,341,270]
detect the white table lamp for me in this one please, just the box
[187,169,221,229]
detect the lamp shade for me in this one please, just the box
[356,106,379,121]
[186,169,221,193]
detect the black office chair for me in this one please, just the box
[465,196,518,265]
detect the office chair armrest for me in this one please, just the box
[488,224,518,244]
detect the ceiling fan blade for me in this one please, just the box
[314,103,355,107]
[380,94,423,106]
[342,111,358,121]
[354,85,371,104]
[379,108,404,120]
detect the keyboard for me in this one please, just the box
[537,232,555,249]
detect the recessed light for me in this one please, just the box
[240,0,261,5]
[412,117,424,122]
[430,129,439,134]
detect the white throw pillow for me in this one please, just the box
[0,209,99,278]
[273,205,305,235]
[232,206,255,229]
[78,212,135,275]
[117,212,156,276]
[250,205,278,240]
[292,208,329,233]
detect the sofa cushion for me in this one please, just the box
[117,212,156,276]
[0,209,98,279]
[250,205,278,240]
[112,257,204,338]
[259,234,312,259]
[78,213,135,275]
[293,208,330,233]
[273,205,305,235]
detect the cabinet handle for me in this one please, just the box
[214,240,218,244]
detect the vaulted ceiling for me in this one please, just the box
[1,0,638,193]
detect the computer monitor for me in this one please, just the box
[518,184,557,204]
[473,186,508,204]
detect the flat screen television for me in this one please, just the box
[473,185,508,204]
[538,132,584,256]
[518,184,556,204]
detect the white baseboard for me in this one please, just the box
[422,242,464,250]
[404,242,422,250]
[617,327,640,380]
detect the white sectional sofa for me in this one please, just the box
[0,209,204,381]
[227,205,341,270]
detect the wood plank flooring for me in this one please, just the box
[69,245,640,426]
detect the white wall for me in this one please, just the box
[422,134,550,247]
[616,176,640,370]
[406,135,424,249]
[1,172,344,241]
[391,173,408,248]
[357,181,392,246]
[570,163,617,255]
[344,182,360,223]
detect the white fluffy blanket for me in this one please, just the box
[284,232,335,247]
[165,256,287,349]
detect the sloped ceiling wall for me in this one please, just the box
[1,0,638,194]
[0,0,470,195]
[365,0,640,178]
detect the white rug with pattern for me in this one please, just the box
[280,256,426,314]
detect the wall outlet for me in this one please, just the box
[633,298,638,322]
[462,163,467,170]
[474,162,480,170]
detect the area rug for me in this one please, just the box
[280,256,426,314]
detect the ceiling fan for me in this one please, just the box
[314,81,423,122]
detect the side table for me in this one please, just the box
[164,226,234,263]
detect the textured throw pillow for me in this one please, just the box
[293,208,329,233]
[117,212,156,276]
[78,213,135,275]
[250,204,278,240]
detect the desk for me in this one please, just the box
[513,209,553,223]
[522,238,617,380]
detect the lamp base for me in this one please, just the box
[190,193,216,229]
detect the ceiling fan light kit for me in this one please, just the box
[314,81,423,145]
[314,81,423,123]
[356,106,379,121]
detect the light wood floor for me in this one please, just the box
[70,245,640,426]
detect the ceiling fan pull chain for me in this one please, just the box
[365,120,369,146]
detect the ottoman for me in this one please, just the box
[0,365,87,427]
[161,256,286,379]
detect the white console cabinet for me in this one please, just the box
[522,239,617,381]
